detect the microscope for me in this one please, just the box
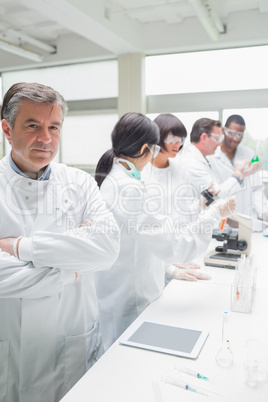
[201,189,252,269]
[204,214,252,268]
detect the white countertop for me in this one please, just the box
[60,233,268,402]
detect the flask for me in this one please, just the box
[251,155,259,163]
[215,311,234,368]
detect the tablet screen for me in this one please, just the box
[120,321,208,359]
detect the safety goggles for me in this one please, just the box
[164,134,186,146]
[209,133,224,143]
[224,127,244,139]
[148,144,161,158]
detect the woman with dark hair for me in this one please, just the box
[94,112,236,351]
[142,113,207,282]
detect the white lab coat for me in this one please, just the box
[176,143,242,198]
[0,155,119,402]
[94,161,222,351]
[207,145,268,229]
[142,159,201,279]
[142,158,199,223]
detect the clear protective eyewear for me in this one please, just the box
[164,134,185,146]
[209,132,224,143]
[148,144,161,158]
[224,127,244,139]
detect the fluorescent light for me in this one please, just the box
[7,29,56,53]
[0,38,43,62]
[188,0,225,42]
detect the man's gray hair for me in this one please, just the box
[1,82,68,128]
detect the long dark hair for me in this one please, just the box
[95,112,160,187]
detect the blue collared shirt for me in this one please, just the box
[9,152,51,180]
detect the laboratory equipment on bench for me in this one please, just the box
[231,254,257,313]
[204,213,252,269]
[215,311,234,367]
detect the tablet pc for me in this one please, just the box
[119,320,209,359]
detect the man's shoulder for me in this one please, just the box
[236,144,254,159]
[0,155,9,170]
[50,162,94,185]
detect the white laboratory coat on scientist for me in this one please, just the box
[142,158,199,223]
[94,160,224,351]
[0,155,119,402]
[176,143,242,199]
[207,145,268,230]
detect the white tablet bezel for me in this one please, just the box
[119,320,209,359]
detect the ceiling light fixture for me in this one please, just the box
[188,0,225,42]
[0,38,43,62]
[7,29,56,53]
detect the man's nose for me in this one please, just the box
[37,128,52,143]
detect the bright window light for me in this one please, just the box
[146,46,268,95]
[1,60,118,101]
[62,113,118,166]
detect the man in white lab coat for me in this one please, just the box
[177,117,259,214]
[0,83,120,402]
[207,114,268,230]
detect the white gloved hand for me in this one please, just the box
[233,160,260,180]
[172,267,211,281]
[173,261,200,270]
[211,196,236,219]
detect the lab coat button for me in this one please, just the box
[25,196,29,200]
[28,182,32,186]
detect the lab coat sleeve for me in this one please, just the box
[183,160,241,199]
[0,250,77,298]
[19,176,120,272]
[217,176,242,198]
[116,184,221,265]
[136,206,221,264]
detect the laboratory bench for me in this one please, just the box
[60,233,268,402]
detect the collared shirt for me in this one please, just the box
[9,152,51,180]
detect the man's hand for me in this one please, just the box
[0,237,16,256]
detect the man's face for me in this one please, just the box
[205,125,223,156]
[223,122,245,151]
[2,99,63,174]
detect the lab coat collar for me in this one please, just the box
[187,143,209,164]
[9,152,51,180]
[2,156,73,233]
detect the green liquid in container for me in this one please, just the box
[251,155,259,163]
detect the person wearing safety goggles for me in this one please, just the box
[177,117,260,208]
[94,112,236,352]
[142,113,210,283]
[208,115,268,231]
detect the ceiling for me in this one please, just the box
[0,0,268,72]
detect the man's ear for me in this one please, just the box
[200,132,208,142]
[2,119,12,143]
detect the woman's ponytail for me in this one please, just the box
[95,148,115,187]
